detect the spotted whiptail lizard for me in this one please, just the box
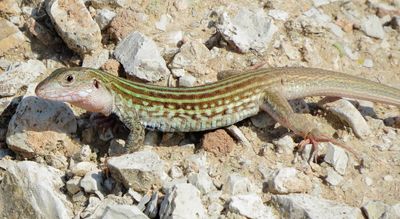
[35,67,400,157]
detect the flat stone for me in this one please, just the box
[325,167,343,186]
[107,151,167,192]
[223,173,255,195]
[361,200,390,219]
[187,169,215,194]
[320,99,371,138]
[361,15,385,39]
[0,60,46,97]
[229,194,276,219]
[81,170,104,194]
[266,167,311,194]
[101,205,149,219]
[6,96,79,158]
[66,176,81,195]
[0,160,73,218]
[114,31,170,82]
[178,73,197,87]
[70,161,98,177]
[170,40,212,76]
[82,49,109,69]
[216,8,277,53]
[324,143,348,175]
[46,0,102,55]
[0,18,27,56]
[272,194,363,218]
[159,183,207,219]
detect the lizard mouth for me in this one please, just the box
[35,85,94,103]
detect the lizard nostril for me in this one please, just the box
[93,79,99,89]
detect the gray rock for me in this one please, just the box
[179,73,196,87]
[127,188,143,202]
[272,194,363,218]
[250,112,276,128]
[216,8,277,53]
[223,173,255,195]
[324,143,348,175]
[0,160,73,218]
[159,183,207,219]
[0,60,46,97]
[82,49,109,69]
[144,192,159,218]
[188,169,215,194]
[6,96,77,158]
[361,200,390,219]
[320,99,371,138]
[95,9,116,30]
[361,15,385,39]
[81,170,104,193]
[66,176,81,195]
[137,193,152,211]
[114,31,170,82]
[46,0,102,55]
[229,194,276,219]
[70,161,98,177]
[272,135,295,154]
[107,151,167,192]
[170,40,212,76]
[266,167,311,194]
[325,168,343,186]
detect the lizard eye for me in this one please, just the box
[65,74,74,83]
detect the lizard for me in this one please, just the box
[35,67,400,159]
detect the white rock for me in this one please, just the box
[81,170,104,193]
[272,194,363,218]
[361,15,385,39]
[343,46,359,60]
[188,169,215,194]
[268,9,289,21]
[100,204,149,219]
[324,143,348,175]
[169,165,183,179]
[159,183,207,219]
[82,49,109,69]
[325,168,343,186]
[71,161,98,177]
[46,0,102,54]
[216,8,277,53]
[114,31,170,82]
[327,22,344,38]
[95,9,116,30]
[208,202,224,217]
[0,160,73,218]
[320,99,371,138]
[304,7,331,24]
[226,125,252,148]
[179,73,196,87]
[155,14,172,31]
[229,194,276,219]
[363,58,374,68]
[267,167,311,194]
[362,201,390,219]
[272,135,295,154]
[171,68,185,78]
[6,96,77,158]
[223,173,255,195]
[66,176,81,195]
[0,60,46,97]
[107,151,167,192]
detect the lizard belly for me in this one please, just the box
[139,102,261,132]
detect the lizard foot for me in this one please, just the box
[295,129,360,163]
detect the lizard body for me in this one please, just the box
[35,67,400,152]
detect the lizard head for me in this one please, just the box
[35,67,114,115]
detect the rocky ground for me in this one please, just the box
[0,0,400,218]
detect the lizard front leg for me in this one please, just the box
[120,110,145,152]
[260,90,359,161]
